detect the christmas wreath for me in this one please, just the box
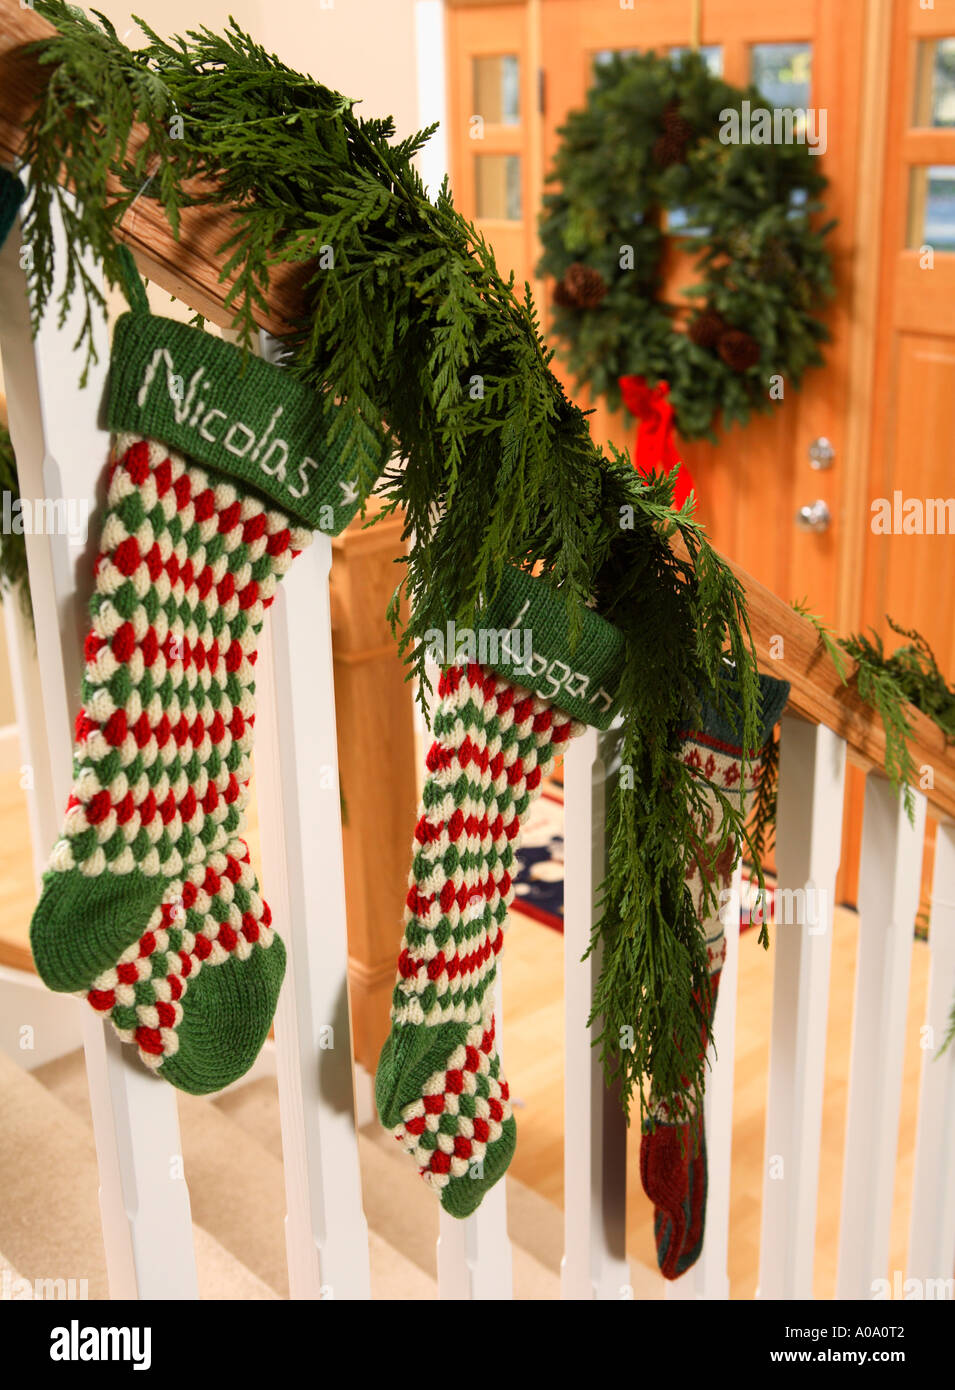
[538,50,835,440]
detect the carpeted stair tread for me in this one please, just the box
[32,1050,436,1301]
[0,1050,276,1300]
[34,1049,292,1297]
[216,1074,568,1298]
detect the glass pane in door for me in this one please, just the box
[593,47,639,72]
[907,166,955,252]
[475,154,522,221]
[669,44,723,75]
[912,38,955,127]
[472,54,520,125]
[750,42,812,108]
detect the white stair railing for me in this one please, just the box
[758,715,847,1300]
[0,189,199,1299]
[837,775,927,1298]
[665,856,744,1303]
[254,543,371,1301]
[561,725,629,1301]
[436,974,514,1299]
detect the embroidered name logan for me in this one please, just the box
[136,347,320,501]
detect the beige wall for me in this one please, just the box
[0,0,423,730]
[93,0,421,141]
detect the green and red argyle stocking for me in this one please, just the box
[30,288,375,1095]
[640,672,789,1279]
[376,567,626,1217]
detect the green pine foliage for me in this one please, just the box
[842,619,955,823]
[844,619,955,741]
[537,51,835,439]
[749,719,780,871]
[17,3,775,1123]
[792,601,955,823]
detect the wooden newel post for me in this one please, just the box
[329,499,418,1072]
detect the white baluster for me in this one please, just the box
[907,820,955,1293]
[1,594,56,880]
[757,715,846,1300]
[561,725,629,1300]
[436,972,514,1299]
[666,858,744,1302]
[254,536,371,1301]
[837,774,926,1299]
[0,191,198,1299]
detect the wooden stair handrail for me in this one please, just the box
[1,0,953,823]
[0,0,302,334]
[722,553,955,823]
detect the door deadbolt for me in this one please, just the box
[808,437,835,470]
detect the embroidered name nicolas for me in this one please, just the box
[136,347,320,502]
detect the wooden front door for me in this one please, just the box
[445,0,954,908]
[447,0,868,628]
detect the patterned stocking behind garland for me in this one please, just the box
[29,255,380,1094]
[376,568,626,1216]
[641,673,789,1278]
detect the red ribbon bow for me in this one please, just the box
[618,374,695,508]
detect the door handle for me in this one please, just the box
[795,500,831,533]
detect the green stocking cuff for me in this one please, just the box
[108,313,379,534]
[477,566,626,729]
[689,671,790,754]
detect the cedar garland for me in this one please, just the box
[14,2,772,1124]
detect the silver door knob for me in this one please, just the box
[808,436,835,470]
[795,500,831,533]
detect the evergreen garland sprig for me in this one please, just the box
[844,619,955,742]
[14,2,774,1123]
[791,600,955,822]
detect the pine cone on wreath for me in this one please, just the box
[661,101,694,146]
[554,262,609,309]
[653,133,688,169]
[717,328,761,372]
[653,101,695,168]
[688,307,729,350]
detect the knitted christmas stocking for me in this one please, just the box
[30,290,373,1094]
[376,567,626,1217]
[640,672,789,1279]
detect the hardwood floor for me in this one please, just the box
[0,764,931,1300]
[503,902,931,1299]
